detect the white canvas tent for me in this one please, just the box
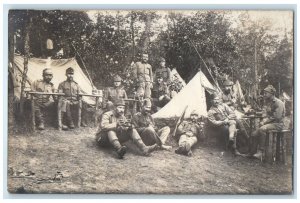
[12,55,96,105]
[233,80,245,105]
[152,71,217,118]
[170,69,186,86]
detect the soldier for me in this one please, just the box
[152,75,171,109]
[250,85,286,159]
[57,67,84,130]
[207,94,239,154]
[154,57,171,83]
[222,80,237,109]
[103,74,127,111]
[132,53,153,99]
[31,68,56,130]
[175,110,202,157]
[95,99,157,159]
[132,99,172,151]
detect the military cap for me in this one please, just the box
[223,80,234,86]
[190,110,199,116]
[143,98,152,108]
[66,67,74,74]
[159,57,166,62]
[264,85,276,94]
[43,68,53,75]
[113,74,122,82]
[115,99,125,107]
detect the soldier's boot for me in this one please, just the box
[175,145,185,155]
[184,143,192,156]
[37,122,45,130]
[35,109,45,130]
[187,150,193,157]
[66,106,75,129]
[135,139,157,156]
[110,139,127,159]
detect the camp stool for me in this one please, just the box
[263,129,291,165]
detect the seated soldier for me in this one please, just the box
[250,85,285,159]
[207,94,239,154]
[132,99,172,151]
[103,74,127,111]
[222,80,237,109]
[57,67,86,130]
[31,68,56,130]
[95,99,157,159]
[175,110,202,157]
[152,75,171,110]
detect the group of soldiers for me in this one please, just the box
[30,52,286,161]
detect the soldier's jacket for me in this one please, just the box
[132,62,153,83]
[177,120,201,137]
[222,91,237,107]
[152,82,170,99]
[207,103,237,126]
[31,79,55,104]
[264,97,285,124]
[58,80,82,102]
[132,112,156,132]
[154,67,171,82]
[104,86,127,104]
[98,110,127,133]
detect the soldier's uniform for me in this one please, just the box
[57,68,83,130]
[31,79,55,129]
[152,80,171,108]
[132,99,170,147]
[103,75,127,111]
[95,99,157,159]
[251,85,285,155]
[222,91,237,108]
[207,99,238,150]
[132,61,153,98]
[154,67,171,83]
[175,116,202,156]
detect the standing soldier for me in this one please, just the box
[95,99,157,159]
[250,85,285,159]
[154,57,171,83]
[222,80,237,109]
[31,68,56,130]
[132,53,153,99]
[132,99,172,151]
[207,94,239,154]
[152,75,171,110]
[103,74,127,111]
[175,110,202,157]
[57,67,83,130]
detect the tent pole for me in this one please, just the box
[187,38,222,93]
[71,43,94,88]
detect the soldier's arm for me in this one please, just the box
[225,104,237,120]
[176,121,186,135]
[167,68,171,83]
[132,63,137,80]
[207,111,224,126]
[266,102,285,123]
[149,65,153,83]
[100,113,117,131]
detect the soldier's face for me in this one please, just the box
[142,54,148,63]
[190,114,198,122]
[143,106,151,114]
[160,61,165,67]
[43,74,53,83]
[157,78,163,84]
[224,86,231,93]
[116,106,125,115]
[114,81,121,87]
[264,91,272,99]
[212,98,221,106]
[66,73,74,81]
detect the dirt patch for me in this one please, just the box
[7,127,293,194]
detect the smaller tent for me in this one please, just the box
[12,55,97,105]
[170,69,186,86]
[152,71,217,118]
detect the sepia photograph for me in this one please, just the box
[6,8,294,195]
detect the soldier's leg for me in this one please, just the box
[107,130,127,159]
[66,102,75,129]
[185,136,198,156]
[136,82,145,98]
[175,134,187,155]
[157,126,172,150]
[130,129,157,156]
[140,126,160,146]
[144,82,151,99]
[35,102,45,130]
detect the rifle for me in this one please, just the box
[172,105,188,137]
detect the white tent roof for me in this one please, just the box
[152,71,217,118]
[12,55,96,105]
[170,69,186,86]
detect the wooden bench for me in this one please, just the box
[264,129,291,164]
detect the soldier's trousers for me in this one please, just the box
[250,123,284,153]
[137,81,152,99]
[58,99,82,128]
[178,134,198,149]
[34,101,54,125]
[138,126,170,146]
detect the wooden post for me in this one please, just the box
[130,13,135,62]
[31,95,36,131]
[95,97,99,127]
